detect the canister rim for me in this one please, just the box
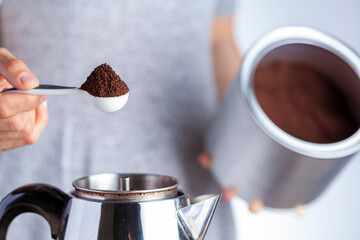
[239,26,360,159]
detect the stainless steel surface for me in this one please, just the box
[59,192,220,240]
[60,191,190,240]
[73,173,179,202]
[119,176,131,191]
[176,194,221,240]
[206,27,360,209]
[2,84,87,95]
[0,173,221,240]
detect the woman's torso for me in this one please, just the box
[0,0,234,239]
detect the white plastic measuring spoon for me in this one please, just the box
[2,84,129,112]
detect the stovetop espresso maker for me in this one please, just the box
[0,173,221,240]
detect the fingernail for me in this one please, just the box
[19,72,36,84]
[198,153,212,169]
[40,100,48,109]
[40,95,50,103]
[249,198,263,213]
[295,204,306,217]
[222,187,238,202]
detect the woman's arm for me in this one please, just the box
[212,15,242,101]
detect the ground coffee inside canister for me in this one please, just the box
[254,63,359,143]
[81,63,129,97]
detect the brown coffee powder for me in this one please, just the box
[254,63,358,143]
[81,63,129,97]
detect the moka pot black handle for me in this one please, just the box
[0,184,69,240]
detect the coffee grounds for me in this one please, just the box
[81,63,129,97]
[254,63,359,143]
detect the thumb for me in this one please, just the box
[0,48,39,90]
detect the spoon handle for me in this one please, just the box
[2,84,88,95]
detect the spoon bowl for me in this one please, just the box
[91,93,129,112]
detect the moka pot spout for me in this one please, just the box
[176,194,221,240]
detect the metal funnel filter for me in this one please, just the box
[73,173,178,202]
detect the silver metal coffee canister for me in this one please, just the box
[0,173,221,240]
[206,27,360,209]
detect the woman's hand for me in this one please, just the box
[198,152,264,213]
[0,48,49,152]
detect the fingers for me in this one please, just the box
[0,138,30,152]
[0,76,12,91]
[0,110,34,133]
[222,187,238,202]
[0,114,33,151]
[222,187,264,214]
[0,48,48,152]
[0,100,49,152]
[0,93,49,118]
[0,130,26,139]
[199,155,238,202]
[249,198,264,213]
[0,48,39,90]
[295,204,306,217]
[198,152,212,169]
[197,152,265,213]
[28,101,49,144]
[198,152,265,214]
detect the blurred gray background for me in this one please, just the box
[232,0,360,239]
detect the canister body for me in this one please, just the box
[206,27,360,208]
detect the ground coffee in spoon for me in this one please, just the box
[254,63,359,143]
[81,63,129,97]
